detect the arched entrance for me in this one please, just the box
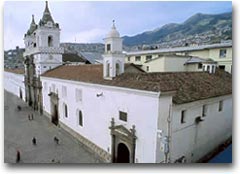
[19,88,22,99]
[117,143,130,163]
[109,118,137,163]
[49,92,59,126]
[52,104,59,125]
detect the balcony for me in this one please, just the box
[23,47,64,57]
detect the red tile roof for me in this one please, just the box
[42,64,232,104]
[4,68,25,74]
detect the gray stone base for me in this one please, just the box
[59,122,111,163]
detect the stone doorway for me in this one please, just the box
[49,92,59,126]
[109,118,137,163]
[116,143,130,163]
[19,88,22,99]
[52,104,59,126]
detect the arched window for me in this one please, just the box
[106,62,110,77]
[116,62,120,76]
[78,110,83,126]
[64,103,68,118]
[48,36,53,47]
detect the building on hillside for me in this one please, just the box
[4,2,232,163]
[141,54,217,73]
[4,46,25,69]
[125,42,232,73]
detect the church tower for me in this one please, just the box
[23,1,63,113]
[24,1,63,76]
[103,21,125,80]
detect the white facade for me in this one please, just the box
[171,95,232,162]
[41,77,161,163]
[40,76,232,163]
[4,72,25,101]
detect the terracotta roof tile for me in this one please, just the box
[5,68,25,74]
[42,65,232,104]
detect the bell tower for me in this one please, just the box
[23,1,63,113]
[23,1,63,76]
[103,20,125,80]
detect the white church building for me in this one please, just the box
[4,2,232,163]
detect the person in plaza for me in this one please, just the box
[16,150,20,163]
[32,137,37,145]
[28,114,31,121]
[54,136,59,145]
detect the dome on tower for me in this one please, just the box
[106,20,120,38]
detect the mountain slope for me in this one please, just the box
[123,12,232,47]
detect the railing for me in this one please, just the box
[23,47,64,56]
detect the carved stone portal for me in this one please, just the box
[109,118,137,163]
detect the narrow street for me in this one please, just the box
[4,90,102,163]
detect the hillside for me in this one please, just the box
[122,12,232,48]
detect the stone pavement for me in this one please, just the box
[4,90,103,163]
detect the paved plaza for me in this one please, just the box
[4,90,103,163]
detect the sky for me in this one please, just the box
[4,1,232,50]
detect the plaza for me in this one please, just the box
[4,90,102,163]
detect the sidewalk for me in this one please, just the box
[4,90,103,163]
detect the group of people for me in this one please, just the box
[16,136,60,163]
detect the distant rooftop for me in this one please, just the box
[4,68,25,74]
[126,42,232,56]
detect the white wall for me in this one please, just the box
[155,95,173,163]
[41,77,160,163]
[4,72,25,101]
[170,95,232,162]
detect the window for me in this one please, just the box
[146,66,149,72]
[146,55,152,61]
[135,56,141,61]
[62,86,67,98]
[202,105,207,117]
[119,111,127,122]
[181,110,186,124]
[107,44,111,51]
[219,49,227,58]
[44,82,47,92]
[64,104,68,118]
[106,63,110,77]
[116,63,120,76]
[219,65,225,70]
[48,36,53,47]
[207,65,210,72]
[127,57,130,62]
[75,89,82,102]
[219,101,223,112]
[52,84,56,93]
[33,43,36,47]
[198,63,203,69]
[78,110,83,126]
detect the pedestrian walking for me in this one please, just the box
[54,136,59,145]
[28,114,31,121]
[32,137,37,145]
[16,150,20,163]
[31,114,34,120]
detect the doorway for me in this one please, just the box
[19,88,22,99]
[116,143,130,163]
[52,104,59,126]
